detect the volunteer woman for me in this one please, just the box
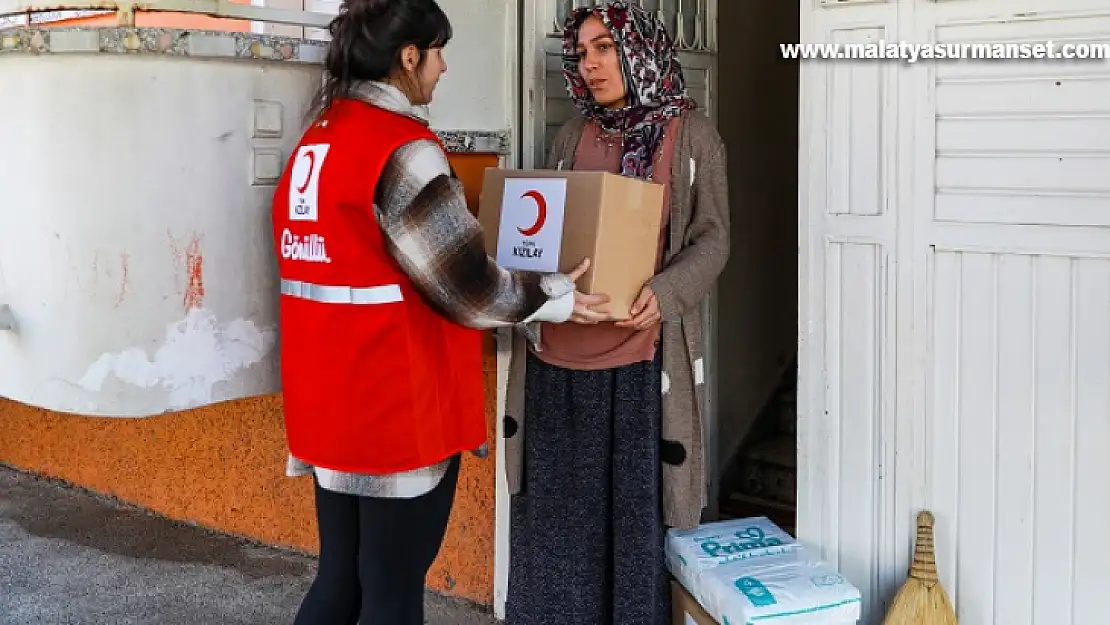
[270,0,609,623]
[503,3,731,624]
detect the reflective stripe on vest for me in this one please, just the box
[280,278,403,305]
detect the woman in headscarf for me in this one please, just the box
[503,2,731,624]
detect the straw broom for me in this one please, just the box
[882,510,958,625]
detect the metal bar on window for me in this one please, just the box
[545,0,712,52]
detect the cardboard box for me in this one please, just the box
[672,580,718,625]
[478,168,665,320]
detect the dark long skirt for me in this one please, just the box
[505,351,671,625]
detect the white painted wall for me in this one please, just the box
[430,0,517,132]
[0,0,519,418]
[264,0,519,133]
[0,54,323,416]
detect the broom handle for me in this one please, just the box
[909,510,940,587]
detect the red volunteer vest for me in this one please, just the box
[271,98,486,474]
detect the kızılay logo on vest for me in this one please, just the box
[285,143,332,263]
[290,144,329,223]
[296,151,316,193]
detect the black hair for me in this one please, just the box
[571,7,592,34]
[308,0,453,118]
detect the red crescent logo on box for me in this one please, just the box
[518,190,547,236]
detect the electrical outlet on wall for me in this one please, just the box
[252,100,284,139]
[252,149,284,186]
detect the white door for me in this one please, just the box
[800,0,1110,623]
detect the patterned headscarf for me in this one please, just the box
[561,1,697,180]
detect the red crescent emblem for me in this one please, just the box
[518,190,547,236]
[296,150,316,194]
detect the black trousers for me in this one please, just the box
[293,454,461,625]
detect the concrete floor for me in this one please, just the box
[0,466,498,625]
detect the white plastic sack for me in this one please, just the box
[666,516,800,577]
[700,548,861,625]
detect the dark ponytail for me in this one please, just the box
[308,0,453,119]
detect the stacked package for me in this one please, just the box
[665,517,861,625]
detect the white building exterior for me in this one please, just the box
[797,2,1110,623]
[3,0,1109,622]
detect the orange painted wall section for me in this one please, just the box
[40,13,249,31]
[0,152,503,605]
[35,2,252,31]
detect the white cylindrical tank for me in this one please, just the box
[0,31,325,416]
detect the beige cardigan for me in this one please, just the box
[502,111,731,530]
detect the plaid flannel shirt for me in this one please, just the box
[373,138,575,329]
